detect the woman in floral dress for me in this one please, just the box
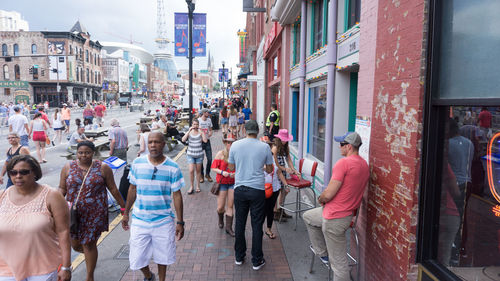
[59,141,125,281]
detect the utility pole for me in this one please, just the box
[186,0,195,125]
[222,61,225,103]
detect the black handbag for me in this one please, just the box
[69,161,93,233]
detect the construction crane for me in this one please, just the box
[104,31,143,45]
[155,0,171,49]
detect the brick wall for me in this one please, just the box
[356,0,379,118]
[362,0,428,280]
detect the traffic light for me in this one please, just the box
[227,80,231,88]
[29,67,33,74]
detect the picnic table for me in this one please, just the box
[62,137,111,160]
[84,128,108,138]
[140,116,154,123]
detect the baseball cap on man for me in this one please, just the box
[245,120,259,135]
[334,132,362,147]
[200,108,210,114]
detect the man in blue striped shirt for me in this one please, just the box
[122,132,185,281]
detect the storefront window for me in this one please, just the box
[309,85,327,161]
[420,1,500,280]
[273,56,278,80]
[434,106,500,279]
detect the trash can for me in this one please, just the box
[103,156,126,210]
[211,110,220,130]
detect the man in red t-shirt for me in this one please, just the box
[94,102,106,127]
[303,132,369,281]
[478,107,492,129]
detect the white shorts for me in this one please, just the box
[0,270,57,281]
[129,221,176,270]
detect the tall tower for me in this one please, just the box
[155,0,170,49]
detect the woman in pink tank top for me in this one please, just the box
[0,155,71,281]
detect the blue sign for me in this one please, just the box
[174,13,206,57]
[193,13,206,57]
[226,88,231,95]
[174,13,188,56]
[218,68,229,82]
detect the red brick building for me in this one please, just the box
[244,0,500,280]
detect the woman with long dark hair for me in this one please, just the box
[272,129,301,220]
[29,112,49,163]
[211,134,236,236]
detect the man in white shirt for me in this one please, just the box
[198,108,213,183]
[8,106,30,146]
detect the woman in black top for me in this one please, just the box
[0,132,30,187]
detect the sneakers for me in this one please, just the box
[235,258,244,266]
[143,273,155,281]
[206,175,213,182]
[252,259,266,270]
[310,245,329,265]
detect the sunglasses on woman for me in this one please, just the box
[8,169,31,176]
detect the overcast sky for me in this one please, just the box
[3,0,247,72]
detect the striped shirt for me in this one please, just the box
[128,156,185,228]
[109,126,128,149]
[187,132,204,158]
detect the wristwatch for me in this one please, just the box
[60,266,72,272]
[176,221,185,226]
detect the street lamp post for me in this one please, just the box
[186,0,196,126]
[221,61,225,103]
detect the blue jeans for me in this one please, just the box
[200,140,212,177]
[219,184,234,191]
[20,135,29,147]
[234,185,266,265]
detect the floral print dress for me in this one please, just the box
[66,160,108,244]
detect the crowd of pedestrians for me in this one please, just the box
[0,97,372,280]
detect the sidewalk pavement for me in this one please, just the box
[70,128,331,281]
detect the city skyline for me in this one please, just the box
[1,0,246,73]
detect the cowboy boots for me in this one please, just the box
[218,211,224,228]
[225,215,235,237]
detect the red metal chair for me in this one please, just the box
[279,158,318,230]
[309,208,360,281]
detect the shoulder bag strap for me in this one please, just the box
[73,160,93,208]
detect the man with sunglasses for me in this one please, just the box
[303,132,369,281]
[122,132,185,281]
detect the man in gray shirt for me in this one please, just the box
[228,120,273,271]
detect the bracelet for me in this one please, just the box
[176,221,185,226]
[60,266,72,272]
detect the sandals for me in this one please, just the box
[196,188,201,193]
[187,189,194,195]
[265,230,276,239]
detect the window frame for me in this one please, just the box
[418,0,500,280]
[2,44,8,56]
[13,44,19,56]
[3,65,9,80]
[310,0,325,54]
[31,44,37,54]
[344,0,361,32]
[14,64,20,80]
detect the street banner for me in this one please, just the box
[175,13,207,57]
[193,13,207,57]
[174,13,188,56]
[237,29,247,66]
[218,68,228,82]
